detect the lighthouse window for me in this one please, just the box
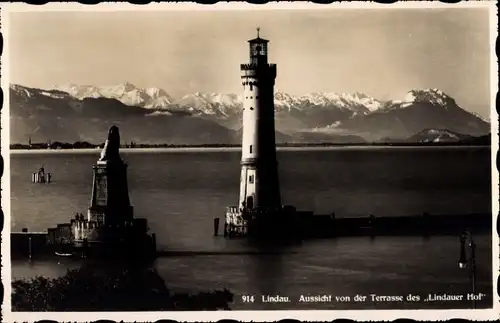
[249,175,254,184]
[250,107,254,110]
[249,145,253,153]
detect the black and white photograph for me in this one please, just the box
[1,2,498,321]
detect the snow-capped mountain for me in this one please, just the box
[170,90,385,133]
[9,84,236,145]
[48,82,425,125]
[178,90,383,116]
[53,82,174,109]
[320,88,490,140]
[175,92,242,117]
[11,84,72,101]
[274,91,381,113]
[384,88,459,110]
[9,83,491,144]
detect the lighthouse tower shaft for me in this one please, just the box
[238,33,281,212]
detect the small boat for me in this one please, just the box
[55,252,73,257]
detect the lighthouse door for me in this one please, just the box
[246,196,254,210]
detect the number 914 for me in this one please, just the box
[241,295,255,303]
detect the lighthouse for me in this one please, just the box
[225,29,284,237]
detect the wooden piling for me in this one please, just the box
[213,218,220,236]
[152,233,157,253]
[369,214,376,237]
[28,237,32,260]
[83,238,89,259]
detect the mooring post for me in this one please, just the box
[83,238,89,259]
[152,233,157,253]
[214,218,220,236]
[224,222,228,237]
[369,214,376,237]
[28,237,32,260]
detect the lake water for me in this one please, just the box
[9,147,494,309]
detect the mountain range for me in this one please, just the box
[9,83,490,145]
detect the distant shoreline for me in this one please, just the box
[8,144,491,154]
[10,141,492,149]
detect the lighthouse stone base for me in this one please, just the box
[224,205,315,239]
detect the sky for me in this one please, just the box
[8,7,492,118]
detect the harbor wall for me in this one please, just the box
[303,213,492,238]
[12,213,492,258]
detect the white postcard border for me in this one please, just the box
[1,1,498,322]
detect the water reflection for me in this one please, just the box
[11,233,494,310]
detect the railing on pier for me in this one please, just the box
[32,172,52,183]
[226,206,239,214]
